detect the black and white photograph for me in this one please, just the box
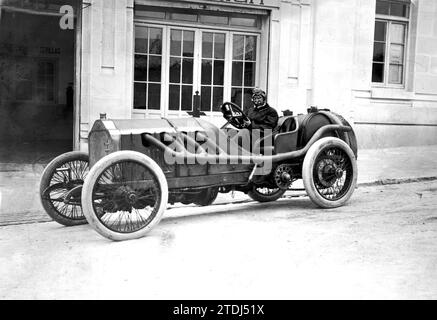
[0,0,436,302]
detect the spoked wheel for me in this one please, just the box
[248,186,286,203]
[82,151,168,241]
[302,137,357,208]
[39,151,89,226]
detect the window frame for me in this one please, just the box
[133,25,165,113]
[372,1,410,88]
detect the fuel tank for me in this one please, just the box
[296,108,358,158]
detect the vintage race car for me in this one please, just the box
[40,102,358,241]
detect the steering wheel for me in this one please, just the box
[220,102,252,129]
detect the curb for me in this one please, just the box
[357,176,437,187]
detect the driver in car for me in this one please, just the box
[242,88,279,131]
[232,88,279,151]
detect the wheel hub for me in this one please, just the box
[126,191,138,205]
[107,186,139,211]
[335,167,344,179]
[281,172,291,183]
[274,164,294,190]
[317,159,339,188]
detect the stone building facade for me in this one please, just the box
[1,0,436,154]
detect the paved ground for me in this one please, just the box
[1,144,437,225]
[1,180,436,300]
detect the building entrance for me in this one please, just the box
[0,0,78,163]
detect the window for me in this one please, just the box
[230,16,258,28]
[372,0,410,86]
[200,32,225,112]
[168,29,194,111]
[135,6,261,30]
[169,13,197,22]
[231,34,257,111]
[135,9,166,20]
[199,15,228,26]
[134,26,163,110]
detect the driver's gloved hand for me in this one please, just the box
[241,119,252,129]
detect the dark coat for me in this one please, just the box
[246,103,279,130]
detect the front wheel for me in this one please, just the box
[302,137,358,208]
[248,187,286,203]
[81,151,168,241]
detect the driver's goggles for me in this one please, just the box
[252,94,264,100]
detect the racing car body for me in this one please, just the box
[40,103,358,241]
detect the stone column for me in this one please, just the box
[79,0,134,151]
[414,0,437,94]
[275,0,313,114]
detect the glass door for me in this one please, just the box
[200,31,226,113]
[133,24,260,119]
[133,26,164,118]
[166,28,227,117]
[168,28,195,114]
[199,31,259,115]
[230,34,258,112]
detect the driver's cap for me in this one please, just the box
[252,87,266,100]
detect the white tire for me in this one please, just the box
[302,137,358,208]
[248,187,286,203]
[40,151,89,226]
[82,151,168,241]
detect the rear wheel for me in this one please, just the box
[39,151,89,226]
[81,151,168,241]
[248,186,286,203]
[302,137,357,208]
[194,187,219,206]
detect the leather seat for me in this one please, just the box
[253,116,296,154]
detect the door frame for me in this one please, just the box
[74,1,82,151]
